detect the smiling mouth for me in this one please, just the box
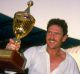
[48,39,54,43]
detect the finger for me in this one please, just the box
[9,38,15,44]
[6,43,18,51]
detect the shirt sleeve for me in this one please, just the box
[66,46,80,70]
[73,62,80,74]
[67,54,80,74]
[23,46,37,69]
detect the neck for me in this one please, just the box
[47,47,61,57]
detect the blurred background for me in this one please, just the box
[0,0,80,40]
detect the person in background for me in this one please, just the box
[6,18,80,74]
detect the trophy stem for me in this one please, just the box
[13,37,21,45]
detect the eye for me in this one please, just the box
[47,31,52,34]
[53,32,60,35]
[53,32,63,36]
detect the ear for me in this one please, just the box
[62,35,68,42]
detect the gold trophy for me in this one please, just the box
[13,0,35,44]
[0,0,35,73]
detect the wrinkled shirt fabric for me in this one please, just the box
[24,44,80,74]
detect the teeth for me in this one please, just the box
[49,39,54,42]
[50,40,54,42]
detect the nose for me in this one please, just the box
[49,33,55,39]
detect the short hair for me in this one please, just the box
[47,18,68,36]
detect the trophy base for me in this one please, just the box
[0,49,25,74]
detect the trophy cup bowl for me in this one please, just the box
[13,10,35,43]
[0,1,35,73]
[13,0,35,44]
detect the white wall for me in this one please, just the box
[0,0,80,40]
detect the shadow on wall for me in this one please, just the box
[0,13,80,53]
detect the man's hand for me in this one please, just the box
[6,38,20,52]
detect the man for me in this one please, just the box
[6,18,80,74]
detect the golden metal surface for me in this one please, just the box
[13,1,35,41]
[0,50,12,58]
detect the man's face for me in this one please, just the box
[46,25,67,49]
